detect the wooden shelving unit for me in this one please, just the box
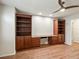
[16,13,40,51]
[16,13,32,51]
[48,18,65,45]
[16,14,31,36]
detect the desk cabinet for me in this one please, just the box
[48,35,64,45]
[16,36,40,51]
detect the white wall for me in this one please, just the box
[32,16,53,44]
[65,13,79,45]
[32,16,53,37]
[0,4,15,57]
[65,17,72,45]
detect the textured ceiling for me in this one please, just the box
[0,0,79,17]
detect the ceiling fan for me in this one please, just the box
[53,0,79,13]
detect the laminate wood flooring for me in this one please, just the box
[1,43,79,59]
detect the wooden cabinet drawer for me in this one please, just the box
[32,37,40,47]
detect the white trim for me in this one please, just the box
[64,42,72,45]
[73,40,79,43]
[0,51,16,57]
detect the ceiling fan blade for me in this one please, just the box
[58,0,64,7]
[65,5,79,9]
[53,8,61,13]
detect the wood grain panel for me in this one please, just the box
[24,36,32,48]
[53,17,58,35]
[48,35,65,45]
[32,37,40,47]
[58,34,64,43]
[16,36,24,50]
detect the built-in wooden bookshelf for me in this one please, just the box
[58,20,65,34]
[16,14,31,36]
[16,13,40,51]
[48,18,65,45]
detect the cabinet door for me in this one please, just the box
[24,36,32,48]
[48,36,58,45]
[58,34,64,43]
[48,36,53,45]
[16,36,24,50]
[32,37,40,47]
[52,36,58,44]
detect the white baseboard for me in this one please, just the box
[64,42,72,45]
[73,40,79,43]
[0,51,16,57]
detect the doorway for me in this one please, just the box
[72,19,79,43]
